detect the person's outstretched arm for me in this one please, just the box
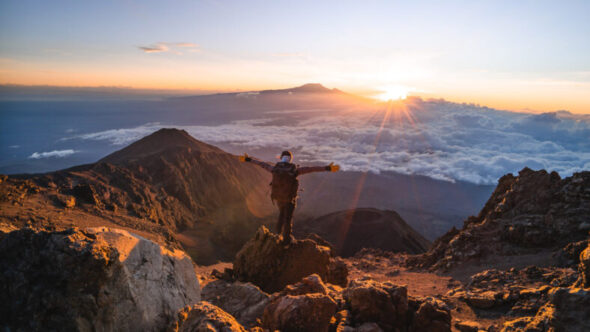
[239,153,274,172]
[298,162,340,175]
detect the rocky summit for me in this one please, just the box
[0,227,200,331]
[408,168,590,271]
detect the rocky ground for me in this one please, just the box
[184,228,590,332]
[2,145,590,331]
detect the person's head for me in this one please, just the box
[280,150,293,163]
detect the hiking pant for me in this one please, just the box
[276,201,296,239]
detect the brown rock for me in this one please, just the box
[233,226,348,292]
[170,301,246,332]
[466,291,499,309]
[201,280,269,328]
[410,297,451,332]
[408,170,590,271]
[343,279,408,330]
[455,320,480,332]
[280,273,328,296]
[502,287,590,332]
[262,293,337,332]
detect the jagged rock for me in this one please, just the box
[465,290,500,309]
[333,310,353,332]
[170,301,246,332]
[54,193,76,208]
[408,169,590,271]
[0,227,200,331]
[233,226,348,292]
[410,297,451,332]
[201,280,270,328]
[329,257,350,287]
[503,287,590,332]
[343,279,408,330]
[577,243,590,288]
[554,239,588,267]
[72,183,101,207]
[259,274,339,332]
[262,293,338,332]
[280,273,328,296]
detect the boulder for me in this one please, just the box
[280,273,328,296]
[410,297,451,332]
[170,301,246,332]
[233,226,347,292]
[465,290,499,309]
[262,293,338,332]
[0,227,200,331]
[343,279,408,330]
[202,280,270,328]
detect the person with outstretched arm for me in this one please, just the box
[240,150,340,244]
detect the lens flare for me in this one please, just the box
[376,85,411,101]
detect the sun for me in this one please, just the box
[375,85,411,101]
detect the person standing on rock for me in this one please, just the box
[240,150,340,244]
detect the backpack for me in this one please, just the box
[270,162,299,202]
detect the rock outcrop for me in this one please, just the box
[343,279,409,331]
[502,287,590,332]
[169,301,246,332]
[296,208,431,256]
[202,280,270,328]
[261,274,338,332]
[233,226,348,292]
[262,293,338,332]
[408,169,590,271]
[0,227,200,331]
[410,297,451,332]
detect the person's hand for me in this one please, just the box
[239,153,251,162]
[328,162,340,172]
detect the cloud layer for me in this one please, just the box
[29,149,76,159]
[71,98,590,185]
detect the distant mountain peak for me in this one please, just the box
[261,83,343,95]
[99,128,221,164]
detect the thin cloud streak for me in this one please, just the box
[137,42,200,54]
[29,149,76,159]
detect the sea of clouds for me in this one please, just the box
[69,98,590,185]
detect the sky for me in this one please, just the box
[1,0,589,113]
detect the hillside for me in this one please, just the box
[295,208,431,256]
[1,128,275,264]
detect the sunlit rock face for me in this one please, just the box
[0,227,200,331]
